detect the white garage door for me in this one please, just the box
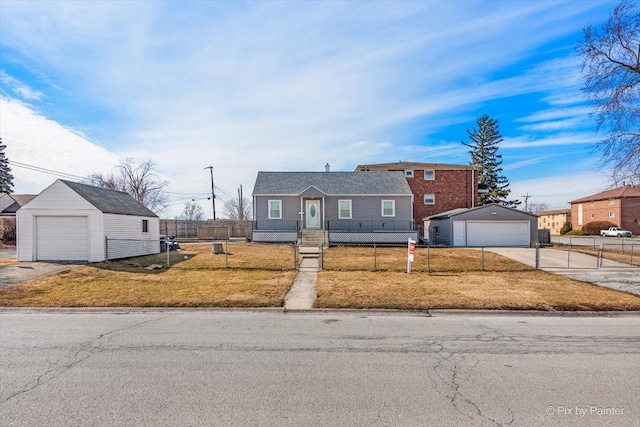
[466,221,530,247]
[36,216,89,261]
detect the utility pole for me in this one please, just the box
[205,166,216,220]
[238,185,244,221]
[521,192,531,212]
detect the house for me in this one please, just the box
[537,209,571,235]
[0,194,36,241]
[354,162,480,231]
[17,180,160,262]
[252,171,417,244]
[0,193,37,216]
[424,204,537,247]
[569,185,640,235]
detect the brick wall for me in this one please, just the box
[571,197,640,234]
[397,169,476,221]
[538,213,570,235]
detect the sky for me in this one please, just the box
[0,0,620,218]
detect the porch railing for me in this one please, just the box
[253,220,300,231]
[326,220,415,233]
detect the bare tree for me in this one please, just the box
[527,202,549,214]
[576,0,640,179]
[223,186,252,220]
[182,201,204,222]
[86,158,169,213]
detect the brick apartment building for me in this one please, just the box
[354,161,480,223]
[569,185,640,235]
[537,208,571,235]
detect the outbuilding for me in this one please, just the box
[17,180,160,262]
[424,204,537,247]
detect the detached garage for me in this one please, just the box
[17,180,160,262]
[424,204,537,247]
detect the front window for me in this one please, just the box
[338,199,352,219]
[424,170,435,180]
[142,219,149,233]
[424,194,435,205]
[381,200,395,217]
[609,211,615,218]
[404,169,414,178]
[609,198,615,205]
[268,200,282,219]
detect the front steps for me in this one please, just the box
[300,229,327,247]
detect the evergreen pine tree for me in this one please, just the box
[0,138,14,194]
[462,115,520,207]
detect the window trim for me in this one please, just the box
[404,169,414,178]
[338,199,352,219]
[424,170,435,181]
[608,211,615,218]
[142,219,149,233]
[424,194,435,205]
[381,200,396,217]
[268,199,282,219]
[609,198,615,205]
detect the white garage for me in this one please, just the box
[17,179,160,262]
[425,204,537,247]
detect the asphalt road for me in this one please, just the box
[551,235,640,248]
[1,310,639,426]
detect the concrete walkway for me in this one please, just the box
[488,247,640,296]
[284,254,319,310]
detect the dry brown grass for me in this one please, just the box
[322,246,533,272]
[0,243,296,307]
[0,258,17,266]
[315,270,640,311]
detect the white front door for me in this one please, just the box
[305,200,321,229]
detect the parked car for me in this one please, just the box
[600,227,632,238]
[160,235,181,251]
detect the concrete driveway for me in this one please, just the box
[488,247,640,296]
[0,248,75,290]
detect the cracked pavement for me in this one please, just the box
[1,311,638,426]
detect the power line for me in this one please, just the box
[8,160,86,180]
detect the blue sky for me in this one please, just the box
[0,0,617,217]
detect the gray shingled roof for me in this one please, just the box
[253,171,412,195]
[61,180,158,217]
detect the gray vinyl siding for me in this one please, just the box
[425,204,537,246]
[325,196,412,221]
[255,196,301,221]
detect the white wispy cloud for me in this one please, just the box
[0,71,44,100]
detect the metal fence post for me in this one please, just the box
[105,236,109,262]
[568,238,571,268]
[166,241,170,267]
[481,247,485,271]
[622,238,625,254]
[535,243,540,269]
[598,243,603,270]
[225,242,229,268]
[373,243,377,271]
[319,243,323,270]
[295,244,298,270]
[630,244,634,266]
[427,246,431,273]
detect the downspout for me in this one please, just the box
[471,168,475,207]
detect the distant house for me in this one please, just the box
[424,204,537,247]
[252,171,417,244]
[0,194,36,242]
[0,194,37,216]
[569,185,640,235]
[17,180,159,262]
[538,209,571,235]
[354,162,481,229]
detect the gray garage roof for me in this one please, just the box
[425,203,536,220]
[253,171,412,195]
[62,180,158,217]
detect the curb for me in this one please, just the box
[1,307,639,317]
